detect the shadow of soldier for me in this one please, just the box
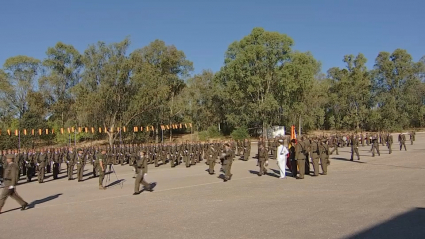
[28,193,63,209]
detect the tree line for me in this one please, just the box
[0,27,424,149]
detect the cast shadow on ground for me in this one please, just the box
[331,157,366,163]
[105,179,126,188]
[345,207,425,239]
[248,170,280,178]
[28,193,63,209]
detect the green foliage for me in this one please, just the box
[198,126,222,141]
[230,126,249,140]
[0,29,424,149]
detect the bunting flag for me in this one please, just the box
[0,122,192,137]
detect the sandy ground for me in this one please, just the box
[0,134,424,239]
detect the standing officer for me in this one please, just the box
[319,138,329,175]
[207,144,217,175]
[221,143,233,182]
[310,137,320,176]
[67,147,76,180]
[295,137,307,179]
[133,151,154,195]
[97,149,107,190]
[52,148,60,180]
[76,149,85,182]
[243,138,251,161]
[387,133,393,154]
[37,148,47,183]
[257,144,268,176]
[350,134,360,161]
[0,154,28,214]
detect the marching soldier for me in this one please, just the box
[410,132,414,145]
[207,144,216,175]
[133,151,154,195]
[371,135,380,157]
[350,134,360,161]
[399,133,407,151]
[0,154,29,214]
[37,148,47,183]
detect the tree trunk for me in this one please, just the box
[298,115,302,137]
[107,132,114,147]
[155,123,159,143]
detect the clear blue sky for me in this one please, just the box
[1,0,424,75]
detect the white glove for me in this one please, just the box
[25,161,28,164]
[67,161,69,163]
[9,186,14,189]
[37,163,40,166]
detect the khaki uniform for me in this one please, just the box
[0,160,27,211]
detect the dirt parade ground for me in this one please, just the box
[0,134,424,239]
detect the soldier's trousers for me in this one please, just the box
[68,164,74,179]
[46,163,51,173]
[258,159,267,175]
[77,163,84,181]
[92,163,98,177]
[291,160,297,178]
[312,157,320,176]
[185,156,190,167]
[411,140,413,145]
[38,166,45,183]
[297,159,305,179]
[170,156,176,167]
[26,167,33,182]
[223,160,233,180]
[134,172,150,193]
[52,163,59,179]
[0,188,27,209]
[320,156,328,175]
[351,148,360,160]
[208,159,215,174]
[372,146,380,157]
[400,143,407,151]
[22,163,26,175]
[388,144,392,154]
[305,155,310,174]
[99,169,105,186]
